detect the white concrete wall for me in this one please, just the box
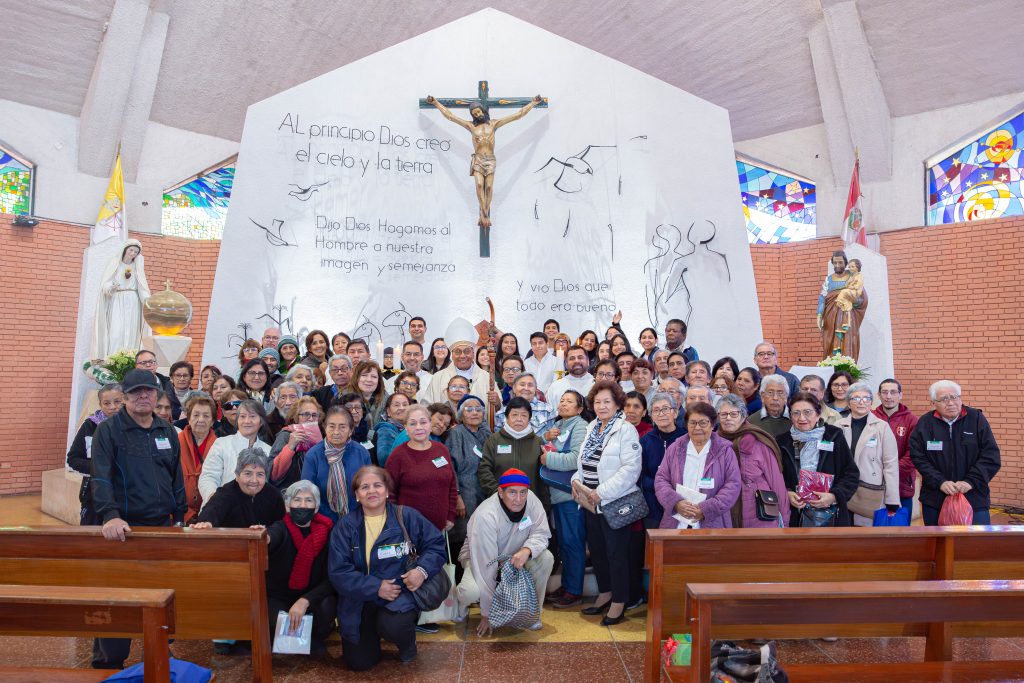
[735,90,1024,236]
[0,97,237,233]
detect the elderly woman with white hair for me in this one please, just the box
[838,382,901,525]
[193,448,285,529]
[716,394,790,527]
[265,480,337,654]
[909,380,1001,526]
[286,364,316,396]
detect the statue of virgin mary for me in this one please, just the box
[92,238,152,359]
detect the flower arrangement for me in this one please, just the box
[817,353,868,380]
[103,349,138,382]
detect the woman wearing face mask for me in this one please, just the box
[373,393,411,467]
[199,399,272,508]
[301,406,372,524]
[269,397,324,490]
[265,480,336,656]
[67,383,125,525]
[178,394,219,523]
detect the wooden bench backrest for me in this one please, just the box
[643,526,1024,682]
[0,584,175,639]
[0,527,270,681]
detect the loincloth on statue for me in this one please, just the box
[470,153,496,177]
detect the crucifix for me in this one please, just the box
[420,81,548,257]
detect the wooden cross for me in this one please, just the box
[419,81,548,257]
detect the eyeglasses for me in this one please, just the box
[463,406,484,413]
[687,419,712,429]
[222,401,242,410]
[596,372,617,380]
[849,396,872,403]
[651,406,676,416]
[434,345,448,351]
[246,370,267,378]
[503,367,522,375]
[718,410,741,420]
[298,411,319,420]
[344,404,364,413]
[755,351,776,358]
[791,409,818,419]
[879,390,901,396]
[136,359,157,367]
[448,385,468,392]
[172,373,191,380]
[399,381,419,388]
[935,395,961,403]
[762,390,787,398]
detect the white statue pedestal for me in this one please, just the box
[143,335,192,373]
[41,469,83,525]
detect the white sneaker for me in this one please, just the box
[527,621,543,631]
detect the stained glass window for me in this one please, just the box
[161,158,234,239]
[0,146,34,216]
[927,110,1024,225]
[736,159,816,244]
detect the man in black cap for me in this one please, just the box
[89,368,187,669]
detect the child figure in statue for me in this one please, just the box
[836,259,863,332]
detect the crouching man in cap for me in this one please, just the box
[456,468,553,635]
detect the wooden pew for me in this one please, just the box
[644,526,1024,682]
[0,584,175,683]
[0,526,271,682]
[680,579,1024,683]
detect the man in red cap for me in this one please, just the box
[456,468,552,636]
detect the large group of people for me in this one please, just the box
[72,312,1002,670]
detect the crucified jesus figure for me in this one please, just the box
[426,94,543,229]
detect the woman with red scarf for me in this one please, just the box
[266,480,336,655]
[178,394,219,523]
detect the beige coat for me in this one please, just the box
[838,412,900,507]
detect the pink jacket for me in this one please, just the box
[654,433,741,529]
[733,434,791,528]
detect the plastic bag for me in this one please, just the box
[101,658,212,682]
[272,611,312,654]
[418,531,460,624]
[938,492,974,526]
[873,506,911,526]
[486,555,539,630]
[796,470,833,503]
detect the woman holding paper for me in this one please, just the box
[654,402,741,530]
[776,391,860,527]
[571,381,641,627]
[266,480,336,655]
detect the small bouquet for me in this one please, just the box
[817,353,868,380]
[797,469,834,503]
[662,633,692,667]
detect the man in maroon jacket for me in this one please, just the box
[872,378,919,509]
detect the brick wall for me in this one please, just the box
[0,214,1020,504]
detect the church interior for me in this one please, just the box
[1,1,1023,681]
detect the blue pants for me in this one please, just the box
[922,505,991,526]
[553,501,586,595]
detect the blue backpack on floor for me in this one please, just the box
[102,658,212,683]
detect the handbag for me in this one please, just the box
[799,504,838,528]
[847,480,885,518]
[600,488,649,530]
[873,506,910,527]
[417,531,460,625]
[754,490,780,522]
[485,555,540,629]
[394,506,453,612]
[539,466,574,493]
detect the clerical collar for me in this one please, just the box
[455,366,474,380]
[499,496,527,523]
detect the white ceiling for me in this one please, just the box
[2,0,1023,142]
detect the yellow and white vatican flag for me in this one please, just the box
[92,153,127,244]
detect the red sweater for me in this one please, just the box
[385,442,458,531]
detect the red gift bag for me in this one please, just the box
[938,492,974,526]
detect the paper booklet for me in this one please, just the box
[273,611,313,655]
[673,484,706,528]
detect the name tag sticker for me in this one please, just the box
[154,437,171,450]
[698,477,715,490]
[85,436,93,459]
[866,438,878,447]
[556,432,569,444]
[377,545,398,560]
[361,441,374,450]
[498,444,512,454]
[431,456,448,468]
[819,441,834,452]
[472,445,483,458]
[518,515,532,530]
[927,440,943,451]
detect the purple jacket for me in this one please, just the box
[733,434,790,528]
[654,432,741,529]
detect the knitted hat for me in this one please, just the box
[499,468,530,489]
[258,348,280,363]
[456,394,485,420]
[277,336,299,352]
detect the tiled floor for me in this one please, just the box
[3,493,1024,681]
